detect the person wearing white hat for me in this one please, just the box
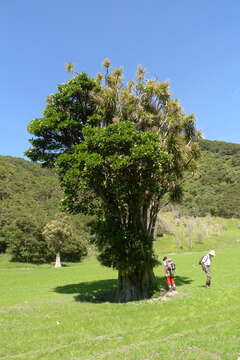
[199,250,216,288]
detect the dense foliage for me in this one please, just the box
[0,156,88,262]
[26,63,199,301]
[58,121,171,271]
[25,73,100,167]
[182,139,240,217]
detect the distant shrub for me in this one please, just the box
[6,215,88,263]
[6,220,50,263]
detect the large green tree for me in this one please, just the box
[26,62,200,301]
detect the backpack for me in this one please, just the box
[168,262,176,273]
[198,256,205,265]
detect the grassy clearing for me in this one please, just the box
[1,220,240,359]
[155,215,240,254]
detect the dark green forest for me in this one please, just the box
[0,156,89,262]
[182,139,240,217]
[1,138,240,261]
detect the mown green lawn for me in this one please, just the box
[1,246,240,359]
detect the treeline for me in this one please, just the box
[0,156,89,262]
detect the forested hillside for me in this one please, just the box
[0,138,240,260]
[183,139,240,217]
[0,156,89,261]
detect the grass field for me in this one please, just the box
[1,226,240,359]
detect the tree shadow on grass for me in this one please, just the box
[54,279,118,303]
[54,275,193,303]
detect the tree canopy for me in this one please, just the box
[26,73,100,167]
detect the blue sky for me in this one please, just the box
[2,0,240,158]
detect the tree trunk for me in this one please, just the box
[118,266,156,302]
[55,252,61,268]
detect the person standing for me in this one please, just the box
[163,256,176,292]
[199,250,216,288]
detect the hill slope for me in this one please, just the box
[1,138,240,222]
[0,156,89,260]
[0,156,61,236]
[182,139,240,217]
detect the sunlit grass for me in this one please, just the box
[1,220,240,359]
